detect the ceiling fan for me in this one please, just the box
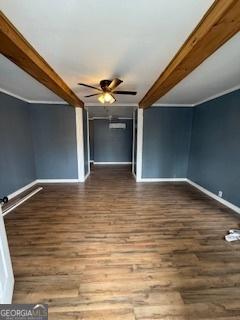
[78,78,137,104]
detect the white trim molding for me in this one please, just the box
[27,100,67,105]
[132,110,136,175]
[0,88,66,105]
[93,162,132,165]
[0,88,30,103]
[75,108,85,182]
[86,110,91,177]
[134,176,240,214]
[136,108,143,182]
[1,85,240,108]
[7,180,38,200]
[186,179,240,214]
[139,178,187,182]
[86,103,138,107]
[153,103,194,107]
[36,179,80,183]
[3,187,43,217]
[85,171,90,180]
[6,178,81,201]
[89,117,133,120]
[193,85,240,106]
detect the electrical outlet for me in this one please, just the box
[218,191,223,198]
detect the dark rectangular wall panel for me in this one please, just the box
[30,104,78,179]
[142,107,193,178]
[0,92,36,195]
[93,119,133,162]
[188,89,240,207]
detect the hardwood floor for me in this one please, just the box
[4,165,240,319]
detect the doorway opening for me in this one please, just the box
[87,106,136,176]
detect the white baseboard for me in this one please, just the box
[3,187,43,217]
[84,171,90,181]
[36,179,80,183]
[186,179,240,214]
[132,171,136,179]
[139,178,187,182]
[93,162,132,165]
[8,180,38,200]
[7,178,84,200]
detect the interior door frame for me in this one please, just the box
[132,110,136,175]
[87,110,91,176]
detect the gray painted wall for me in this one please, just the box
[188,89,240,207]
[92,119,133,162]
[142,107,193,178]
[83,109,89,175]
[31,104,78,179]
[0,93,36,196]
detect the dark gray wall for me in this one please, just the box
[142,107,193,178]
[0,93,36,196]
[83,109,89,175]
[31,104,78,179]
[188,89,240,207]
[92,119,133,162]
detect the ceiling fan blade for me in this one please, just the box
[113,90,137,95]
[78,83,102,91]
[84,93,101,98]
[108,78,123,91]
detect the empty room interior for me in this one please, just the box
[0,0,240,319]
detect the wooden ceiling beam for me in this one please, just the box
[139,0,240,109]
[0,11,84,108]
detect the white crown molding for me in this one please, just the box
[1,85,239,108]
[193,84,240,106]
[86,102,138,107]
[0,88,30,103]
[149,85,240,108]
[0,87,66,105]
[28,100,67,105]
[152,103,194,107]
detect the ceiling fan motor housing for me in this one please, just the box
[100,80,112,91]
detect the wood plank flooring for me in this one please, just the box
[4,165,240,319]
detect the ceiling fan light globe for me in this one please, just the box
[98,94,105,104]
[104,93,113,103]
[109,95,116,104]
[98,93,116,104]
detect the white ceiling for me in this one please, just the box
[158,32,240,105]
[1,0,224,108]
[0,54,63,103]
